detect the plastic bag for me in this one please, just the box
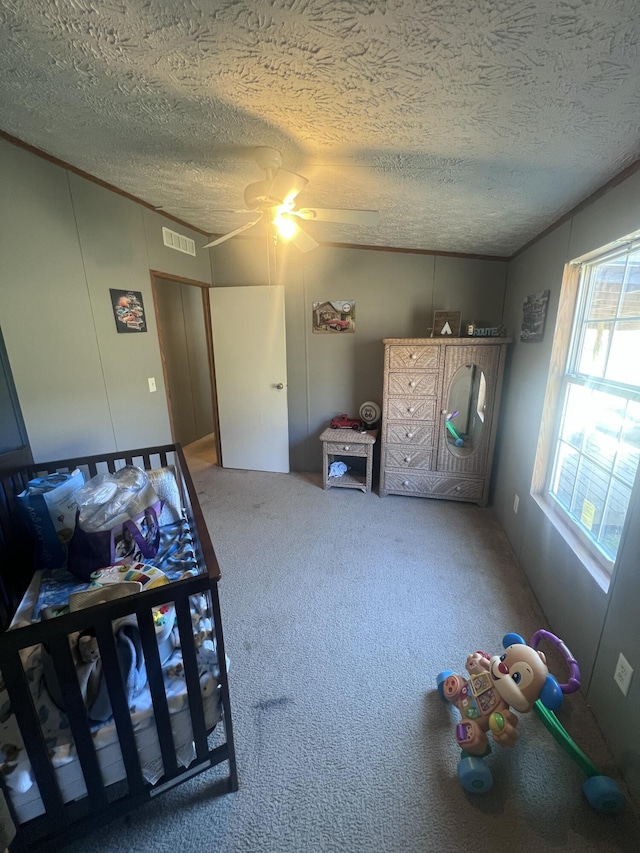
[67,466,162,580]
[17,469,85,569]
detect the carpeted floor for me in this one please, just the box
[66,465,640,852]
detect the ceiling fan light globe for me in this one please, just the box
[277,220,296,240]
[275,213,298,241]
[275,213,318,252]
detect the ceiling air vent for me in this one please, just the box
[162,227,196,256]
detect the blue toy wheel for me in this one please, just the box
[436,670,456,701]
[457,756,493,793]
[583,775,625,814]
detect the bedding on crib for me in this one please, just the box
[0,445,237,850]
[1,516,225,824]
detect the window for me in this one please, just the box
[545,245,640,575]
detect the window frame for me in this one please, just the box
[532,235,640,591]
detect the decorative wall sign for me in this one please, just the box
[466,323,507,337]
[433,310,461,337]
[110,289,147,333]
[312,300,355,333]
[520,290,550,342]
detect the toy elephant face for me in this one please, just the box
[488,644,549,712]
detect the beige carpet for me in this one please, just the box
[66,466,640,853]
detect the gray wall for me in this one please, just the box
[0,137,212,460]
[493,169,640,802]
[211,241,508,472]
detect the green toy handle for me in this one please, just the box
[533,700,599,778]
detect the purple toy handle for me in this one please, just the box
[530,629,581,694]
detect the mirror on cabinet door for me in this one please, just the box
[444,363,487,457]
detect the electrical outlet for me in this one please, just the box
[614,652,634,697]
[148,377,157,393]
[513,494,519,514]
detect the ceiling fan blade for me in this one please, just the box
[156,206,252,213]
[202,215,262,248]
[268,168,308,205]
[278,215,319,253]
[295,208,380,226]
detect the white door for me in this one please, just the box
[210,285,290,473]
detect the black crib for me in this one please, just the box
[0,444,237,851]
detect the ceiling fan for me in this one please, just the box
[201,147,380,252]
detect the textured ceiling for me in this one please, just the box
[0,0,639,256]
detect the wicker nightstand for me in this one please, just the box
[320,427,378,493]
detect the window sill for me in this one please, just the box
[531,492,612,594]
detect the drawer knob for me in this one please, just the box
[343,445,350,451]
[406,432,413,439]
[409,381,416,388]
[455,486,461,492]
[408,406,415,413]
[410,353,417,360]
[404,456,411,463]
[403,480,410,486]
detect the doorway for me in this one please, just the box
[150,272,220,468]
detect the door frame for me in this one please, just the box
[0,325,33,471]
[149,270,221,463]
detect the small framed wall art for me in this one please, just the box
[433,310,461,337]
[520,290,550,342]
[110,289,147,333]
[312,300,355,333]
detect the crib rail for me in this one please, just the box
[0,444,237,851]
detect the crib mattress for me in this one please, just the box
[8,671,221,824]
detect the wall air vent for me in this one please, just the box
[162,227,196,256]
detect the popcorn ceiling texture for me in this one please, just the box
[0,0,638,255]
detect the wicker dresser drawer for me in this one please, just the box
[324,441,369,457]
[388,346,440,371]
[385,422,434,446]
[387,372,438,397]
[385,446,432,469]
[387,397,436,421]
[383,471,484,501]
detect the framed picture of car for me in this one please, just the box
[110,288,147,333]
[312,300,355,333]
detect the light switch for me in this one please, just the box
[148,377,157,393]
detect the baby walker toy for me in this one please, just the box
[445,410,465,447]
[436,630,625,813]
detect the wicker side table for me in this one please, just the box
[320,427,378,493]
